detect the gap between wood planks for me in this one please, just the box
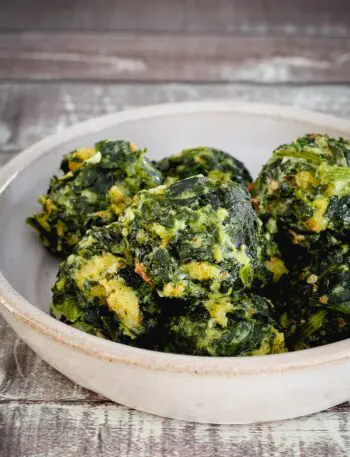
[1,80,349,87]
[1,32,350,83]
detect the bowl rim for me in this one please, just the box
[0,100,350,376]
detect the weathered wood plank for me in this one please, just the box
[0,0,349,38]
[1,33,350,83]
[0,401,349,457]
[1,82,350,161]
[2,82,350,167]
[0,315,102,402]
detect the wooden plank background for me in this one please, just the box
[0,1,350,456]
[1,0,349,37]
[2,33,350,83]
[0,0,349,84]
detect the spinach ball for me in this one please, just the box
[253,134,350,246]
[164,292,285,356]
[51,223,160,344]
[120,175,262,299]
[157,146,252,186]
[27,140,163,256]
[254,226,289,288]
[275,235,350,350]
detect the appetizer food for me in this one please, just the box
[28,135,350,356]
[51,223,161,344]
[165,292,285,356]
[253,134,350,348]
[253,134,350,247]
[275,234,350,349]
[27,140,163,256]
[120,175,262,299]
[157,146,252,186]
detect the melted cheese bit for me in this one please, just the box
[305,196,329,232]
[295,171,318,190]
[74,253,124,290]
[100,279,141,332]
[162,282,185,297]
[68,147,97,171]
[108,185,132,215]
[265,256,289,282]
[207,169,231,182]
[204,295,233,327]
[182,261,222,281]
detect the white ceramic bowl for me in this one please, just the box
[0,101,349,424]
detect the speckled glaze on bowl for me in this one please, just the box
[0,101,349,424]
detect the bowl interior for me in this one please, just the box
[0,106,349,313]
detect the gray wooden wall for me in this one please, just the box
[1,0,350,83]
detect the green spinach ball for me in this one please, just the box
[157,146,252,186]
[51,223,160,343]
[164,292,285,356]
[27,140,163,256]
[275,234,350,350]
[120,175,263,299]
[253,134,350,246]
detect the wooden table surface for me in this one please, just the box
[0,2,350,456]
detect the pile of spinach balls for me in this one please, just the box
[28,136,350,356]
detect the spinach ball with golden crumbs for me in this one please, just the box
[27,140,163,256]
[157,146,252,186]
[51,222,161,344]
[120,175,263,299]
[253,134,350,247]
[163,292,285,356]
[274,234,350,350]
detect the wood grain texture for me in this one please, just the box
[0,398,349,457]
[1,33,350,83]
[1,82,350,163]
[0,316,101,402]
[2,82,350,167]
[1,82,350,455]
[1,0,349,37]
